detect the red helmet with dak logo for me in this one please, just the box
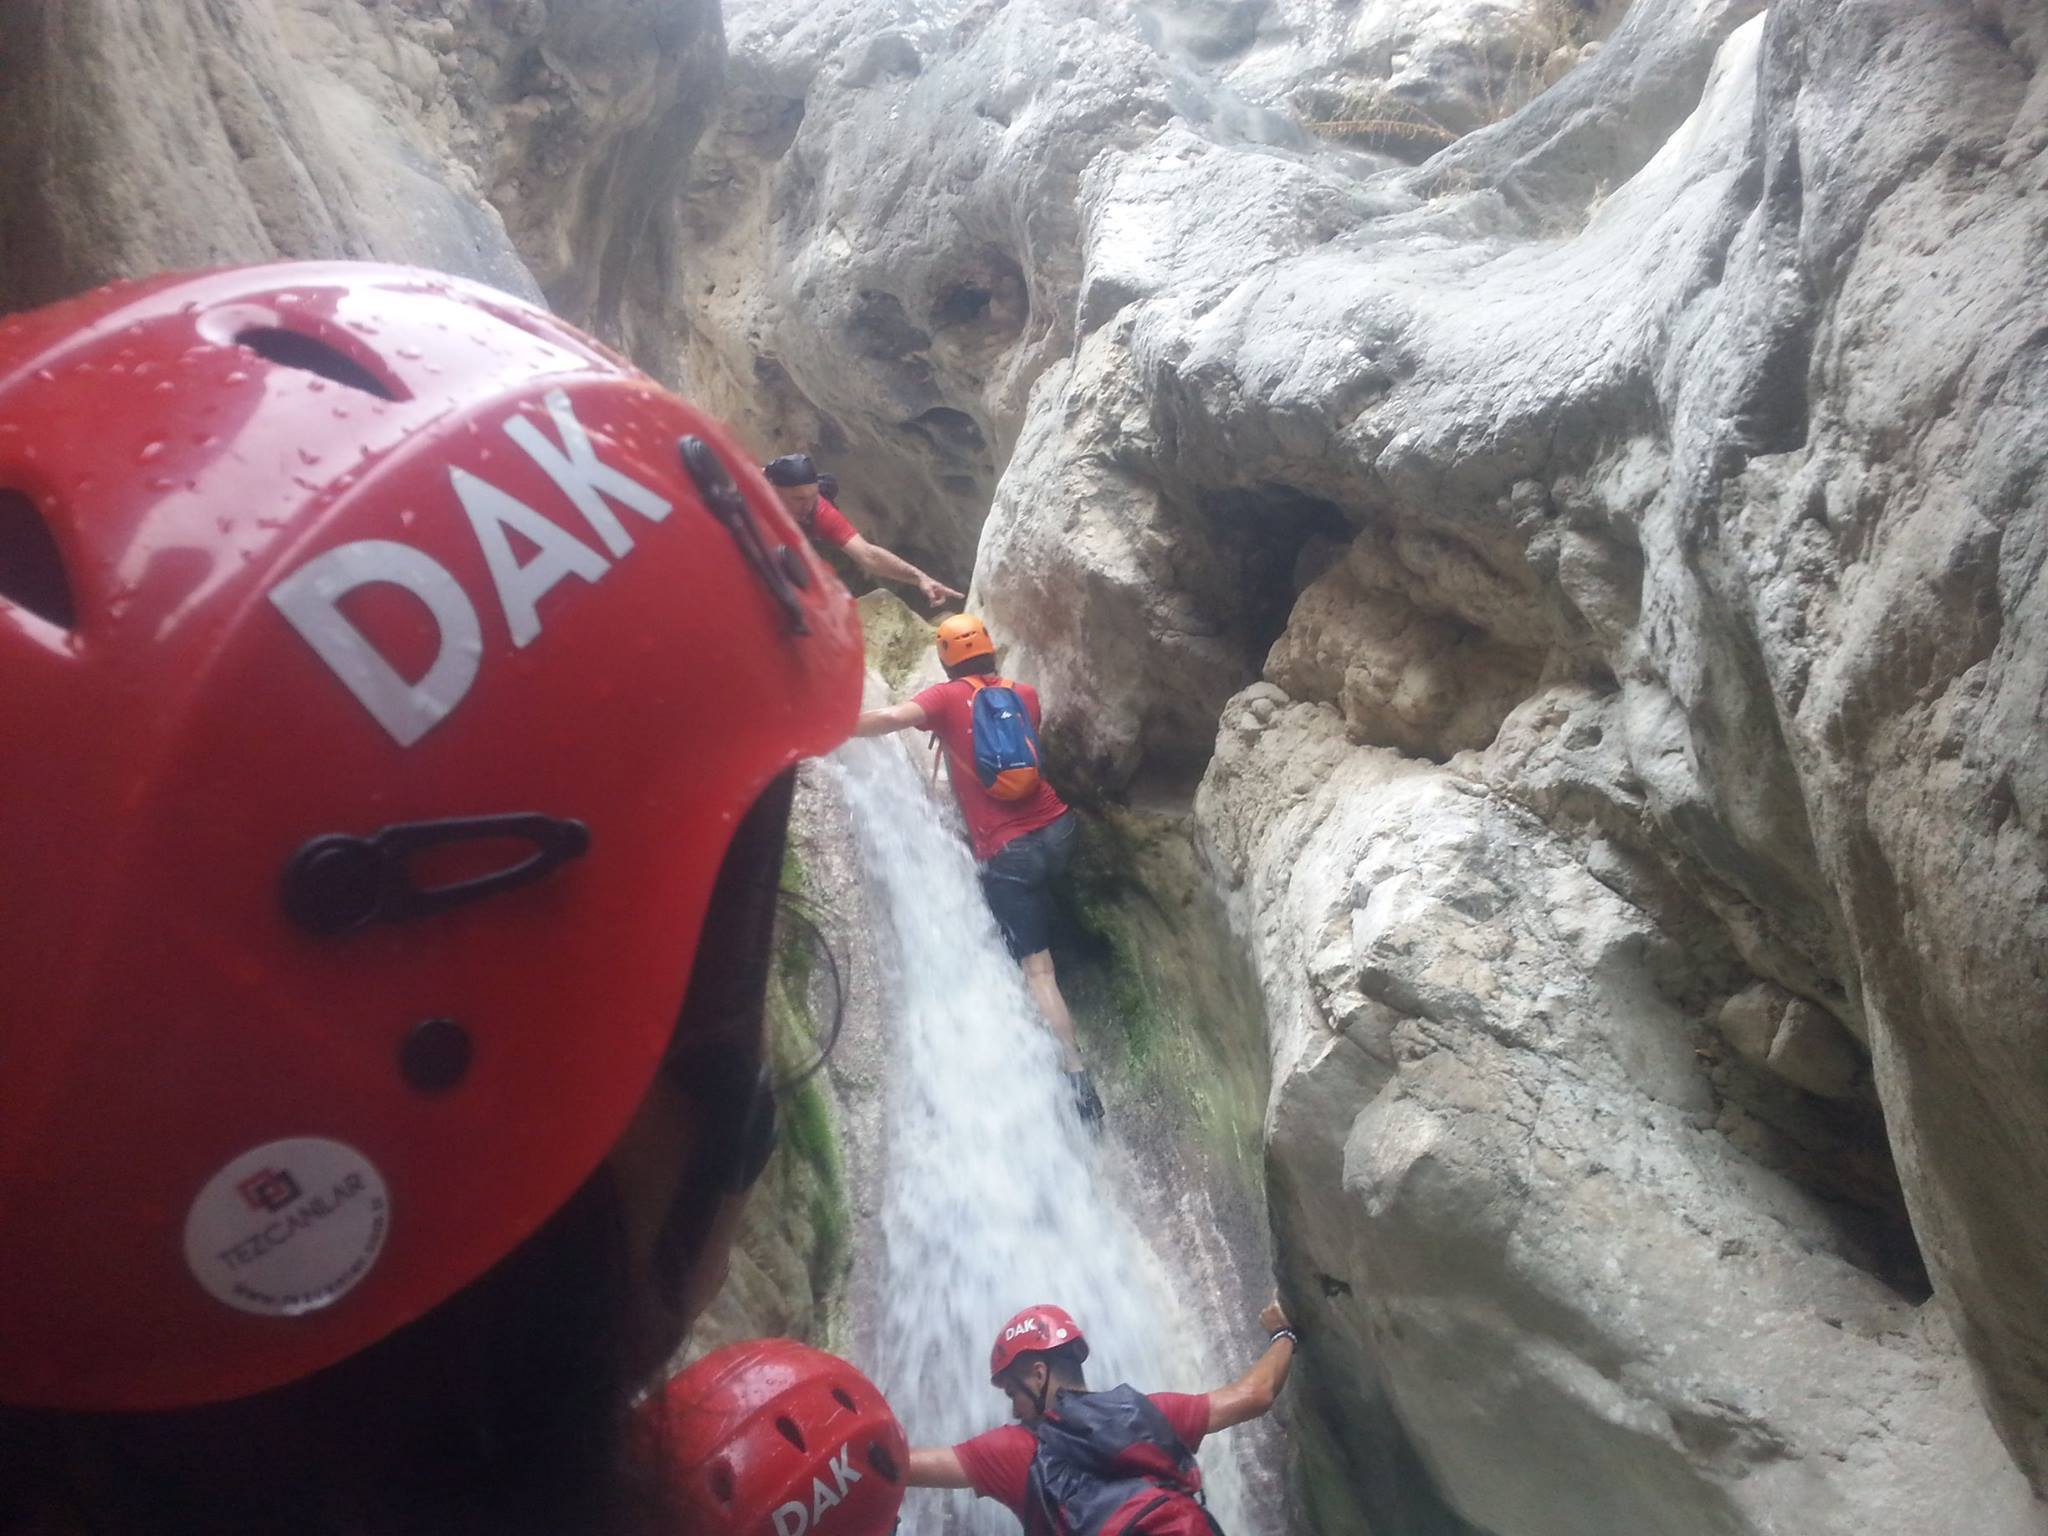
[0,262,862,1410]
[653,1339,908,1536]
[990,1304,1089,1383]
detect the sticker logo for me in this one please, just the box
[237,1167,303,1213]
[184,1137,390,1318]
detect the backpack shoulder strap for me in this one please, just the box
[1025,1424,1067,1536]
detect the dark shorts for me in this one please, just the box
[978,811,1078,960]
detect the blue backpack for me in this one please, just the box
[965,675,1043,802]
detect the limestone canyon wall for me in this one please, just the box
[4,1,2047,1532]
[0,0,722,359]
[676,0,2048,1532]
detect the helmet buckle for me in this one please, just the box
[280,813,591,935]
[678,436,811,634]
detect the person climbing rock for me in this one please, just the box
[0,262,867,1536]
[903,1302,1299,1532]
[854,614,1104,1125]
[762,452,964,610]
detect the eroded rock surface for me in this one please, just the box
[676,0,2048,1529]
[0,0,723,359]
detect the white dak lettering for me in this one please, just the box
[503,388,671,557]
[268,540,482,749]
[268,390,670,745]
[769,1444,864,1536]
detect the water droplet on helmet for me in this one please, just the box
[298,448,322,467]
[396,345,423,360]
[223,370,249,385]
[138,440,167,463]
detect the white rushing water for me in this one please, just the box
[824,737,1253,1536]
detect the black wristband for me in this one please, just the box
[1269,1327,1299,1346]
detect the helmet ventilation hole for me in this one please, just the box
[831,1386,858,1413]
[708,1459,737,1505]
[399,1018,473,1094]
[236,327,405,401]
[868,1442,903,1483]
[774,1415,807,1451]
[0,489,76,629]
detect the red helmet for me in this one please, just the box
[990,1304,1090,1383]
[654,1339,908,1536]
[0,263,862,1410]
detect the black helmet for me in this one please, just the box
[816,472,839,501]
[762,453,819,487]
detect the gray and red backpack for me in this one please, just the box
[1024,1386,1225,1536]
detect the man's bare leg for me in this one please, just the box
[1021,949,1084,1072]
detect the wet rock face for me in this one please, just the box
[1187,2,2048,1527]
[674,0,1568,585]
[679,0,2048,1528]
[0,0,723,359]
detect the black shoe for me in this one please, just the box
[1066,1070,1105,1129]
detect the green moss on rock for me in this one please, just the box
[856,589,936,689]
[1053,808,1270,1188]
[701,874,856,1348]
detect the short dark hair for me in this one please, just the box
[1004,1341,1088,1392]
[761,454,818,487]
[943,653,998,680]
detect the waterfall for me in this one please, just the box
[823,737,1257,1536]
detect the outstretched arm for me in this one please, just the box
[1205,1300,1298,1433]
[855,700,930,737]
[906,1447,973,1488]
[844,534,964,609]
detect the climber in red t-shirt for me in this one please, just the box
[762,453,964,609]
[855,612,1103,1123]
[902,1302,1299,1531]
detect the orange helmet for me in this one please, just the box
[654,1340,908,1536]
[936,612,996,669]
[0,263,863,1410]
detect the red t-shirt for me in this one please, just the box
[807,495,858,548]
[913,677,1068,861]
[952,1393,1211,1518]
